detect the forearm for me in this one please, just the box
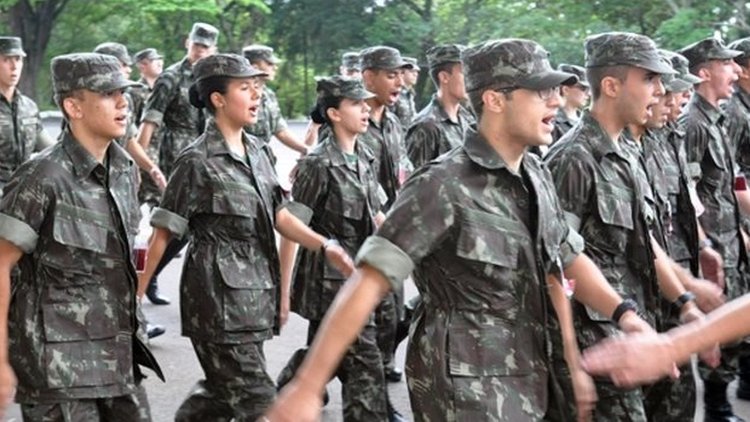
[652,237,687,302]
[276,129,309,154]
[735,189,750,216]
[275,208,325,251]
[294,265,391,393]
[547,275,582,368]
[137,121,156,150]
[137,228,171,298]
[564,253,622,318]
[126,138,158,173]
[0,241,23,363]
[279,235,299,302]
[303,122,320,147]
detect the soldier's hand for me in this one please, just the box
[324,245,354,278]
[279,293,290,329]
[699,246,725,289]
[570,367,596,422]
[617,311,654,335]
[149,166,167,192]
[261,380,323,422]
[679,306,722,368]
[687,277,725,313]
[0,360,16,418]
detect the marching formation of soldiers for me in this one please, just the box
[4,16,750,422]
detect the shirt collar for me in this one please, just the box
[690,92,724,126]
[62,129,132,180]
[578,111,622,160]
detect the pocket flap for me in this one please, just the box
[216,244,274,289]
[456,209,520,269]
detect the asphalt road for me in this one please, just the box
[5,119,750,421]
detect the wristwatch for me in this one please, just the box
[673,291,696,311]
[320,238,340,254]
[611,299,639,324]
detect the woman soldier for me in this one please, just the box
[136,54,353,421]
[277,75,389,421]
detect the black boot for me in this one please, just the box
[146,323,165,339]
[146,277,170,305]
[705,381,746,422]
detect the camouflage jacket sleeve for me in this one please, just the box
[151,152,208,238]
[406,121,441,170]
[726,103,750,176]
[546,151,593,231]
[355,168,454,291]
[287,156,328,225]
[682,120,712,182]
[141,71,179,127]
[0,161,50,252]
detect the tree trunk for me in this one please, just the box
[9,0,70,103]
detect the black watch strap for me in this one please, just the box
[321,238,339,254]
[612,299,638,324]
[673,291,696,310]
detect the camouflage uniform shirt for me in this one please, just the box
[0,130,141,402]
[244,85,288,145]
[359,108,407,209]
[355,129,584,420]
[391,86,417,130]
[681,93,744,273]
[286,132,385,320]
[551,108,578,144]
[405,94,474,169]
[150,119,288,343]
[141,57,203,175]
[0,90,54,194]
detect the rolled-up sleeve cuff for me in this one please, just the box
[143,110,164,127]
[560,227,585,268]
[355,235,414,292]
[150,207,188,238]
[563,211,581,232]
[0,213,38,253]
[687,162,702,181]
[280,201,314,225]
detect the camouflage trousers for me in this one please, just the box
[375,291,398,373]
[276,319,387,421]
[174,339,275,422]
[20,385,151,422]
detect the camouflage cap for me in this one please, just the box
[51,53,140,94]
[242,44,281,64]
[94,42,132,66]
[133,48,162,63]
[728,37,750,61]
[188,22,219,47]
[190,54,267,108]
[462,39,577,92]
[341,52,361,70]
[359,46,412,70]
[678,37,741,67]
[316,75,374,100]
[557,64,589,88]
[0,36,25,57]
[659,49,702,91]
[403,56,420,71]
[426,44,464,70]
[585,32,674,74]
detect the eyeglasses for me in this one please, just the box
[495,86,558,101]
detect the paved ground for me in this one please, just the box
[5,119,750,421]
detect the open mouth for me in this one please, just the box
[115,115,127,125]
[541,114,555,130]
[249,105,259,117]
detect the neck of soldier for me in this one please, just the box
[0,82,16,102]
[562,102,579,119]
[215,113,245,153]
[737,79,750,96]
[69,122,112,164]
[590,99,624,144]
[333,125,357,154]
[143,75,157,89]
[628,123,645,144]
[366,97,385,123]
[437,88,460,121]
[480,115,525,173]
[695,83,722,108]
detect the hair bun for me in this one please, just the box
[309,105,327,124]
[188,84,206,109]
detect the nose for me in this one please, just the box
[654,77,665,97]
[115,91,127,109]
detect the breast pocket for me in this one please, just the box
[705,135,728,171]
[455,209,521,271]
[212,184,259,218]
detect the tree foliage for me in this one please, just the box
[2,0,750,114]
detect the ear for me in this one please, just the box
[209,91,225,109]
[600,76,621,98]
[62,96,83,120]
[438,70,450,85]
[184,38,190,50]
[481,89,505,114]
[697,66,712,83]
[326,107,342,123]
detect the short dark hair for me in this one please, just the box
[54,89,85,120]
[429,62,458,86]
[467,86,513,120]
[587,65,629,99]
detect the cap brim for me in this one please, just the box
[190,37,216,47]
[639,59,677,75]
[232,69,269,79]
[1,48,26,57]
[349,88,375,100]
[715,48,743,60]
[681,73,703,85]
[519,70,578,90]
[93,79,142,93]
[268,55,282,64]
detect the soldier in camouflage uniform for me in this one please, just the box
[131,48,166,208]
[550,64,589,145]
[135,54,353,422]
[0,52,163,421]
[390,56,419,131]
[0,36,54,197]
[278,75,390,421]
[545,32,712,421]
[136,22,218,306]
[242,44,309,164]
[678,38,750,422]
[405,44,474,170]
[341,51,362,79]
[264,38,659,422]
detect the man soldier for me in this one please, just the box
[340,52,362,79]
[0,52,163,421]
[405,44,474,170]
[551,64,589,144]
[0,36,54,197]
[242,44,309,162]
[136,22,219,306]
[391,56,419,130]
